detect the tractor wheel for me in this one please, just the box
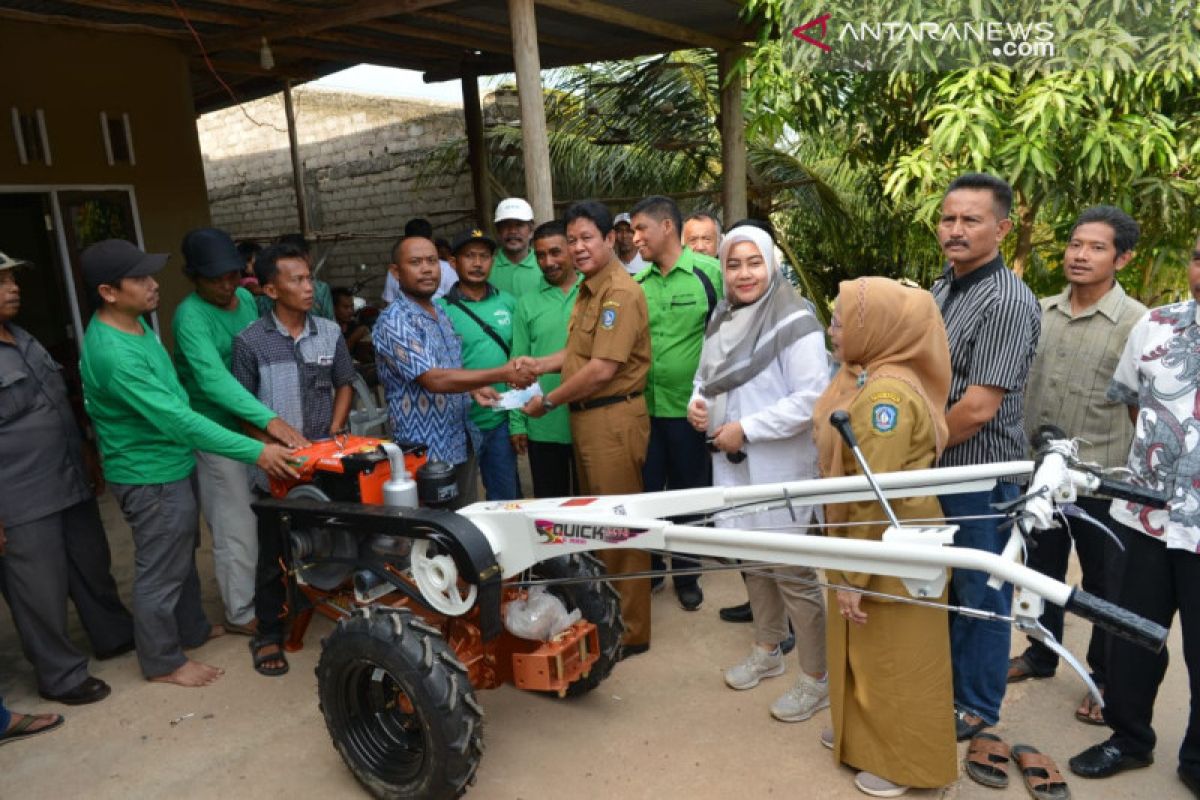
[317,607,483,800]
[531,552,625,698]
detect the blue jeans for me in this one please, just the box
[0,696,9,733]
[941,482,1021,725]
[473,421,521,501]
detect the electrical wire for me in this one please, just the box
[170,0,290,134]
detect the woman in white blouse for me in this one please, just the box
[687,224,831,723]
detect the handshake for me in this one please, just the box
[501,356,542,389]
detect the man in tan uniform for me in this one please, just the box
[520,200,652,656]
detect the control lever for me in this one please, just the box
[830,410,902,528]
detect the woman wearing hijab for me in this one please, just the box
[811,277,957,797]
[687,225,831,722]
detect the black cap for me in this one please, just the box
[181,227,243,278]
[450,228,496,255]
[81,239,168,290]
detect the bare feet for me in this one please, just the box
[150,659,224,687]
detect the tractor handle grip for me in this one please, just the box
[1065,588,1168,653]
[830,410,858,449]
[1096,478,1169,510]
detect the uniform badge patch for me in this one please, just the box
[871,403,898,434]
[600,308,617,329]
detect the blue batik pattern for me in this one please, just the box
[372,292,469,464]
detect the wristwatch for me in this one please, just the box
[542,396,557,412]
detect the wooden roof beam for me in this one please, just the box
[534,0,735,50]
[204,0,456,53]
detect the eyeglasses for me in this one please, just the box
[705,438,747,464]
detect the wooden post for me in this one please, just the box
[718,47,747,225]
[460,64,491,230]
[282,81,311,239]
[506,0,554,223]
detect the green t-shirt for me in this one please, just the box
[173,287,276,432]
[635,247,724,417]
[81,317,265,485]
[510,274,581,444]
[489,249,542,298]
[437,286,517,432]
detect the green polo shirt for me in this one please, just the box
[437,285,517,432]
[489,249,543,298]
[173,287,276,433]
[510,274,582,444]
[81,317,264,485]
[635,247,723,417]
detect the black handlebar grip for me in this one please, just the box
[830,410,858,449]
[1066,588,1168,653]
[1097,478,1170,510]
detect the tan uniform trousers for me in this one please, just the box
[569,396,651,646]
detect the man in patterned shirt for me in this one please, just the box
[930,173,1041,741]
[373,235,533,505]
[1070,235,1200,794]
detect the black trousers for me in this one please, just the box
[1020,495,1126,683]
[1104,525,1200,777]
[642,417,709,589]
[254,489,288,644]
[528,440,577,498]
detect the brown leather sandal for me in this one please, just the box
[965,732,1011,788]
[1011,744,1071,800]
[1074,691,1106,726]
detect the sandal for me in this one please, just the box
[1007,654,1052,684]
[1012,744,1071,800]
[0,712,65,746]
[1074,691,1106,726]
[224,619,258,637]
[250,638,289,677]
[965,732,1011,788]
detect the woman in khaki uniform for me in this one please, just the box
[812,277,957,797]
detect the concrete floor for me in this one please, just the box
[0,494,1192,799]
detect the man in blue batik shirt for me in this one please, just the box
[372,235,533,505]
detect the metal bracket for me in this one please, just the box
[882,525,955,599]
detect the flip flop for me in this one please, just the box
[224,619,258,637]
[965,732,1011,788]
[1012,744,1071,800]
[1007,654,1052,684]
[0,713,65,746]
[250,638,289,677]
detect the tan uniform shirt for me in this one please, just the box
[1023,282,1146,469]
[562,258,650,400]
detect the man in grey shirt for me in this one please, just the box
[1009,206,1147,724]
[0,250,132,705]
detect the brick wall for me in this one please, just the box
[197,86,474,300]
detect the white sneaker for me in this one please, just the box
[853,771,908,797]
[770,673,830,722]
[724,645,785,690]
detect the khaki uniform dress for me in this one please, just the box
[563,258,652,646]
[824,377,957,788]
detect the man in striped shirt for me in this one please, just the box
[930,173,1041,741]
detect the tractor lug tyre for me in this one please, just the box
[317,607,483,799]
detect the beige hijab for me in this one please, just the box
[812,277,951,480]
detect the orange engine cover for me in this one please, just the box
[268,436,428,505]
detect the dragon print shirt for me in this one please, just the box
[1107,300,1200,552]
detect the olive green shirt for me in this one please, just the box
[489,249,543,298]
[635,247,724,417]
[510,274,582,444]
[1023,283,1146,469]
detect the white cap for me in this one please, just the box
[0,251,29,272]
[613,213,632,227]
[494,197,534,223]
